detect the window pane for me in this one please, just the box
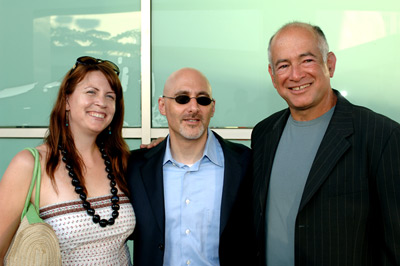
[151,0,400,128]
[0,139,43,178]
[0,1,141,127]
[125,138,142,150]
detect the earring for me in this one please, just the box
[108,126,112,135]
[65,110,69,127]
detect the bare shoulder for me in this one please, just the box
[8,149,36,170]
[0,148,36,219]
[0,148,37,258]
[0,149,36,186]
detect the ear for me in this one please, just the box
[268,64,277,89]
[66,97,70,111]
[158,97,166,116]
[326,52,337,78]
[211,99,216,117]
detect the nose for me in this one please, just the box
[289,65,305,81]
[95,95,107,108]
[187,97,200,113]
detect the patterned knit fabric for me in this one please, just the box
[40,193,135,266]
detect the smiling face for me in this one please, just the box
[159,68,215,143]
[268,24,337,121]
[66,70,116,136]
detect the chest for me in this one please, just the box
[37,163,116,208]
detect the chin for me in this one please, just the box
[180,127,205,140]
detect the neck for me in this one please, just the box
[71,133,100,166]
[169,132,208,165]
[291,90,337,121]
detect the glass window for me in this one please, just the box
[151,0,400,128]
[125,138,142,150]
[0,139,43,178]
[0,0,141,127]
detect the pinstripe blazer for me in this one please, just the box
[251,89,400,266]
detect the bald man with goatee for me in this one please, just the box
[127,68,256,266]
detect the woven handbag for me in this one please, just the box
[4,148,62,266]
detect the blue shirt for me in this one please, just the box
[163,129,225,266]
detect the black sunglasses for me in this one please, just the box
[71,56,120,76]
[163,95,214,106]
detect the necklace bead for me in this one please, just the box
[99,219,108,227]
[59,144,119,227]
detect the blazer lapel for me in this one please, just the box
[140,140,167,234]
[218,138,244,235]
[299,92,354,211]
[256,110,289,218]
[252,110,289,238]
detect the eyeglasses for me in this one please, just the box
[71,56,120,76]
[163,95,214,106]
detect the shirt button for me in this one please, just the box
[185,229,190,235]
[185,199,190,205]
[186,260,191,265]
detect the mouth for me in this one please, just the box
[88,112,106,119]
[183,118,201,125]
[290,83,311,91]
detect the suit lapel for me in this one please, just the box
[256,110,289,218]
[299,92,354,211]
[218,138,243,235]
[140,140,167,234]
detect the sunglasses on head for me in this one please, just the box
[71,56,120,76]
[163,95,214,106]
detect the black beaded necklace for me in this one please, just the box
[59,143,120,227]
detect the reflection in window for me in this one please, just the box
[339,11,399,50]
[0,11,141,127]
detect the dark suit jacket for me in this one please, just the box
[127,131,256,266]
[251,90,400,266]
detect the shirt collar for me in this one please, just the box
[163,128,224,167]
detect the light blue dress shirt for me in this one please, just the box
[162,129,225,266]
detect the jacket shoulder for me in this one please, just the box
[252,109,288,137]
[351,104,400,129]
[129,139,167,163]
[212,131,251,154]
[128,148,149,162]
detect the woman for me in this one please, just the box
[0,56,135,265]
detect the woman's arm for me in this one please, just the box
[0,149,35,263]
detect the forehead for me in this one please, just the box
[76,71,113,90]
[166,70,211,95]
[270,26,320,60]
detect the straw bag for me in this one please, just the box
[4,148,62,266]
